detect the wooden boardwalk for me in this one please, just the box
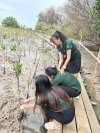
[48,73,100,133]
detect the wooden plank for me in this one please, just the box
[78,73,100,133]
[63,117,77,133]
[48,129,62,133]
[74,95,91,133]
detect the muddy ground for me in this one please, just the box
[0,34,58,133]
[0,33,100,133]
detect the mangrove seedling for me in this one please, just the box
[2,33,8,73]
[13,60,22,98]
[1,44,6,74]
[11,43,17,60]
[27,78,32,99]
[2,33,7,40]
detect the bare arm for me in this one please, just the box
[20,96,35,104]
[63,49,71,67]
[58,52,63,70]
[20,103,40,110]
[60,49,71,74]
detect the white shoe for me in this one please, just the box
[75,96,80,99]
[44,120,62,130]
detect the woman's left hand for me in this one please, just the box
[60,68,65,75]
[20,104,26,110]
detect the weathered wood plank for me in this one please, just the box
[47,126,62,133]
[78,73,100,133]
[74,95,91,133]
[63,117,77,133]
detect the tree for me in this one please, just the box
[37,7,61,25]
[62,0,95,40]
[2,16,20,28]
[92,0,100,35]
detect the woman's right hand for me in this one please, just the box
[19,99,27,105]
[58,66,60,71]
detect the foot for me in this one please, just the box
[44,120,62,130]
[75,96,80,99]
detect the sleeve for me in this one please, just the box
[52,80,59,86]
[52,77,62,86]
[37,98,41,106]
[65,40,73,50]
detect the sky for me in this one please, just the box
[0,0,67,28]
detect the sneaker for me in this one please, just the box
[75,96,80,99]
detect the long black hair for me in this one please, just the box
[34,74,71,113]
[50,31,67,43]
[45,67,58,77]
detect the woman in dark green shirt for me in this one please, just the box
[20,75,75,130]
[50,31,81,78]
[45,67,81,98]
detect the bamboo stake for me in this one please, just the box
[89,49,100,96]
[79,34,83,50]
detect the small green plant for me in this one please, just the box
[1,44,6,50]
[11,44,17,51]
[2,33,8,74]
[11,44,17,59]
[1,44,6,74]
[13,60,22,98]
[2,33,7,40]
[27,78,32,98]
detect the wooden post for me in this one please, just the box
[89,49,100,96]
[79,34,82,50]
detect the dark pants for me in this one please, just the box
[60,86,81,98]
[46,105,75,124]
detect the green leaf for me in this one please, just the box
[1,44,6,50]
[11,44,17,51]
[13,61,22,77]
[2,33,7,39]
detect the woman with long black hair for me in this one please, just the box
[50,31,81,78]
[20,75,75,130]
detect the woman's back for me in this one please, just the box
[37,87,74,112]
[47,89,74,111]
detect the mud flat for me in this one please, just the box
[0,34,58,133]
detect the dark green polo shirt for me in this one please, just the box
[52,72,81,92]
[57,39,81,61]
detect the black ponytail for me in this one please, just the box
[50,31,67,43]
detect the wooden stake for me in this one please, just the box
[78,34,83,50]
[89,49,100,96]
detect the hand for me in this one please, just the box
[19,99,27,105]
[60,68,65,75]
[58,66,60,71]
[20,104,26,110]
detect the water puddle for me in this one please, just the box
[22,108,46,133]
